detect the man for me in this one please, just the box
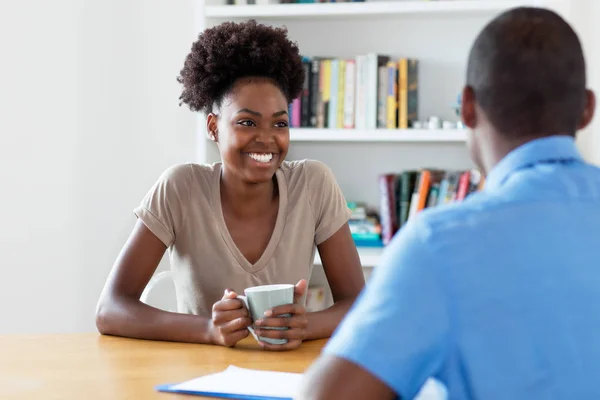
[297,7,600,400]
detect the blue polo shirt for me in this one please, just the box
[325,136,600,399]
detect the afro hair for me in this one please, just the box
[177,20,305,114]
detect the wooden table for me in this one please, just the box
[0,333,327,399]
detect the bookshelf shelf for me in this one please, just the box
[290,128,467,142]
[205,0,534,19]
[313,246,384,267]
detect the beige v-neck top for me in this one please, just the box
[134,159,351,317]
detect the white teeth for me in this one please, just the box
[248,153,273,163]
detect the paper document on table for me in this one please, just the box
[156,365,301,399]
[156,365,446,400]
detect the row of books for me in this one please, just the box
[379,168,484,244]
[289,55,419,130]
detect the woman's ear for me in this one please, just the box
[206,113,219,142]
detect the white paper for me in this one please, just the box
[171,365,446,400]
[171,365,301,398]
[415,378,447,400]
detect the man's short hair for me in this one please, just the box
[466,7,586,137]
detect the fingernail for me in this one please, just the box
[255,319,263,326]
[264,310,272,317]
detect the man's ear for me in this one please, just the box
[206,113,219,142]
[578,89,596,130]
[461,85,477,129]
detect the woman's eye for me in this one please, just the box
[275,121,289,128]
[237,120,255,127]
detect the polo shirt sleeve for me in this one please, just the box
[323,217,450,399]
[133,164,192,247]
[304,160,352,245]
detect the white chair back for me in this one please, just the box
[140,271,177,312]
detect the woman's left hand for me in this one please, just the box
[254,279,308,351]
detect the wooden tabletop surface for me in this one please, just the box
[0,333,327,399]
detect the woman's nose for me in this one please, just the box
[255,129,275,143]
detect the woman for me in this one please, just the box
[95,20,365,351]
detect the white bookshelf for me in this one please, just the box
[196,0,571,276]
[206,0,536,19]
[290,128,466,142]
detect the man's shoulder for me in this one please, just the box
[413,191,512,243]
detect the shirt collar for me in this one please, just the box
[485,135,583,191]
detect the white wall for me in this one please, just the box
[570,0,600,165]
[0,0,196,333]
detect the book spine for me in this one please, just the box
[318,59,330,128]
[437,174,450,205]
[354,55,366,129]
[416,169,432,212]
[398,58,408,129]
[328,59,339,129]
[336,60,345,128]
[291,97,301,127]
[379,174,399,245]
[399,171,416,227]
[343,59,356,129]
[456,171,471,200]
[310,59,320,127]
[377,65,388,128]
[366,53,377,129]
[386,61,398,129]
[426,183,440,208]
[301,59,311,127]
[407,171,422,220]
[407,59,419,127]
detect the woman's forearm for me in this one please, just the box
[304,298,355,341]
[96,294,213,344]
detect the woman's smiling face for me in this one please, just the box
[208,77,290,185]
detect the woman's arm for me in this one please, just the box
[303,222,365,340]
[95,220,212,343]
[96,220,251,345]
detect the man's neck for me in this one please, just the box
[481,131,562,175]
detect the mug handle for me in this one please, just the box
[237,295,259,342]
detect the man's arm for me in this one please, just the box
[296,217,450,399]
[297,355,396,400]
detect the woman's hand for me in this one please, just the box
[254,279,309,351]
[208,289,252,347]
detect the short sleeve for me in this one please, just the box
[304,160,352,245]
[323,218,450,399]
[133,164,192,247]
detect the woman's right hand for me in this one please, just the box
[208,289,252,347]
